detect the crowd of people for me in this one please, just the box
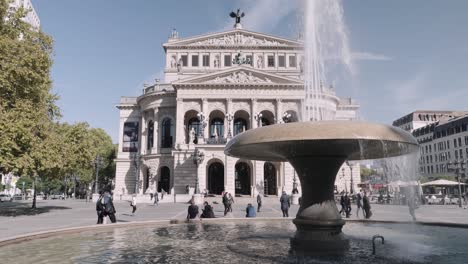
[339,190,372,219]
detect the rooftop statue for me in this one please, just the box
[230,9,245,25]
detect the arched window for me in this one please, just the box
[209,118,224,138]
[161,118,173,148]
[233,118,247,136]
[147,121,154,150]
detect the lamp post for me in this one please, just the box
[133,153,141,194]
[282,112,292,123]
[254,112,263,127]
[192,148,205,194]
[22,181,25,200]
[93,155,103,194]
[346,161,354,194]
[226,113,233,138]
[447,159,466,208]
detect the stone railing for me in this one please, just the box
[143,84,174,94]
[205,137,228,145]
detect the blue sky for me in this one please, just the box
[32,0,468,143]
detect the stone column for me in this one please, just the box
[251,98,257,129]
[276,99,283,124]
[140,113,147,155]
[202,98,209,141]
[175,98,185,146]
[226,99,232,138]
[152,108,159,153]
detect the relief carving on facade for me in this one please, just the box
[184,101,202,112]
[282,101,300,113]
[208,101,226,113]
[232,101,251,114]
[188,33,288,47]
[256,101,275,113]
[204,71,272,84]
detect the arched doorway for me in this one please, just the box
[158,166,170,193]
[144,168,150,192]
[264,162,277,195]
[235,162,251,195]
[208,162,224,195]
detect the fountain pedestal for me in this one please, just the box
[224,121,419,255]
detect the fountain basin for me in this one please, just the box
[0,219,467,263]
[224,120,419,254]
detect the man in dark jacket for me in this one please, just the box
[344,193,352,218]
[201,201,215,218]
[257,193,262,212]
[362,192,372,219]
[339,192,346,216]
[96,191,104,224]
[280,191,290,217]
[187,201,199,220]
[222,192,230,216]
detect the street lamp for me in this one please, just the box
[254,112,263,127]
[226,113,233,138]
[282,112,292,123]
[192,148,205,194]
[93,155,103,194]
[22,181,25,200]
[447,159,466,208]
[133,153,141,194]
[346,161,354,194]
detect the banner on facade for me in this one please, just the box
[123,122,139,152]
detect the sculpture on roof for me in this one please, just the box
[230,9,245,24]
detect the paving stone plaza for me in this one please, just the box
[1,198,468,241]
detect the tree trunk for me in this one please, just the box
[32,176,37,209]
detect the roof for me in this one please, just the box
[421,179,466,186]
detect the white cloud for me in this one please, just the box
[351,52,392,61]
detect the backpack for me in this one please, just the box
[101,196,114,214]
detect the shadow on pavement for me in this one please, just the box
[0,202,71,217]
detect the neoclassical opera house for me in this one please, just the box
[115,19,360,199]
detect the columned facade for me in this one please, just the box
[115,24,360,199]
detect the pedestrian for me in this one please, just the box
[162,189,166,200]
[362,192,372,219]
[187,201,199,221]
[246,203,256,217]
[201,201,215,218]
[339,192,346,216]
[96,191,104,224]
[228,193,235,213]
[102,191,117,223]
[131,195,137,216]
[280,191,290,217]
[154,191,159,206]
[257,193,262,212]
[150,192,154,201]
[356,190,362,218]
[344,193,352,218]
[185,185,190,194]
[222,192,230,216]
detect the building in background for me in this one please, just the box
[8,0,40,29]
[115,17,360,200]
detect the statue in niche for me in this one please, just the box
[256,56,263,68]
[189,127,196,144]
[170,56,176,68]
[214,56,219,68]
[177,58,183,72]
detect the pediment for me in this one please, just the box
[173,66,304,87]
[164,29,302,49]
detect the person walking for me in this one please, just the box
[246,203,256,218]
[154,191,159,206]
[96,191,104,224]
[356,190,363,218]
[228,193,235,213]
[339,192,346,216]
[161,189,166,200]
[222,192,230,216]
[187,201,199,221]
[344,193,352,218]
[362,192,372,219]
[201,201,215,218]
[257,193,262,212]
[102,191,117,223]
[280,191,290,217]
[131,195,137,216]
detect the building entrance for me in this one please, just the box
[158,166,170,193]
[208,162,224,195]
[235,162,251,195]
[264,162,277,195]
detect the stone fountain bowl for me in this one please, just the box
[225,120,419,161]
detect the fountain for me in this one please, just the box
[224,120,419,254]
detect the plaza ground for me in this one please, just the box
[1,197,468,241]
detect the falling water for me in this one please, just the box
[303,0,353,121]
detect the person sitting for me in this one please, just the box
[187,201,199,220]
[201,201,215,218]
[246,203,256,218]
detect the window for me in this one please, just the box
[161,118,173,148]
[267,55,275,67]
[224,55,232,67]
[202,55,210,67]
[278,55,285,67]
[180,55,188,67]
[233,118,248,136]
[147,121,154,150]
[465,136,468,146]
[246,55,253,66]
[209,118,224,138]
[289,55,297,67]
[458,137,462,147]
[460,149,463,159]
[192,55,199,67]
[455,150,458,159]
[454,139,457,148]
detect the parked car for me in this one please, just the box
[0,194,13,202]
[12,194,23,200]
